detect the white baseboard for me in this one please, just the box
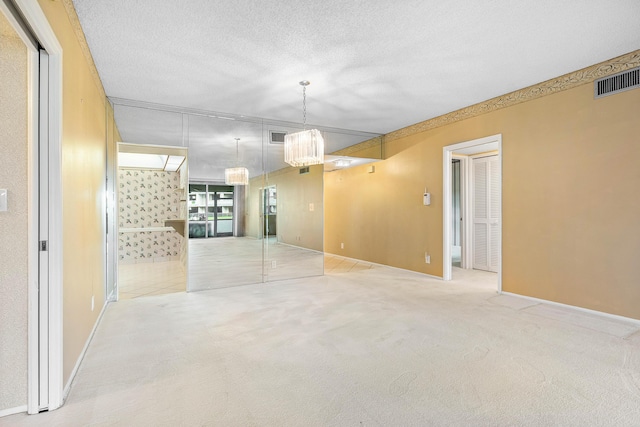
[0,405,27,418]
[277,241,324,255]
[326,252,443,281]
[501,291,640,327]
[62,300,110,400]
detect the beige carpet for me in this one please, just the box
[3,264,640,426]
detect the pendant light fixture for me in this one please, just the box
[284,80,325,167]
[225,138,249,185]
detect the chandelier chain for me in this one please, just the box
[302,85,307,130]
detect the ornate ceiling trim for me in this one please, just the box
[386,50,640,142]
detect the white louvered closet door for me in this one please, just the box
[472,155,500,272]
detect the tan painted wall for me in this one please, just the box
[247,165,324,252]
[325,76,640,320]
[245,178,262,239]
[37,0,114,383]
[0,12,29,411]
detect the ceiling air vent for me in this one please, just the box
[269,131,287,144]
[594,67,640,99]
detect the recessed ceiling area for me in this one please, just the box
[118,153,185,172]
[118,142,188,173]
[72,0,640,179]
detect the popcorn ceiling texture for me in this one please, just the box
[0,15,29,412]
[118,169,182,262]
[71,0,640,135]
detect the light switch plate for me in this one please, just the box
[0,189,7,212]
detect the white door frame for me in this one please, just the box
[8,0,64,413]
[105,105,117,302]
[451,154,471,269]
[443,134,502,292]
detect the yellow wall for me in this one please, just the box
[0,11,29,411]
[247,165,324,252]
[38,0,116,383]
[325,63,640,320]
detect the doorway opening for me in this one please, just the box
[261,185,277,238]
[443,134,502,291]
[115,143,188,300]
[188,184,234,238]
[451,158,462,268]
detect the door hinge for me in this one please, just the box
[40,240,48,251]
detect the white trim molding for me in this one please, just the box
[63,301,110,399]
[326,253,444,281]
[501,292,640,329]
[443,134,502,293]
[0,405,28,418]
[13,0,64,413]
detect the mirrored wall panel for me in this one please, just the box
[186,114,265,291]
[112,99,382,293]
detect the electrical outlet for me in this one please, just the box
[271,260,277,268]
[425,253,431,264]
[341,243,344,249]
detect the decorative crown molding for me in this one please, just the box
[61,0,105,99]
[386,50,640,142]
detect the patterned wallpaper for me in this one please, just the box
[118,169,183,262]
[0,18,29,410]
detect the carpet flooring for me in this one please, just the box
[2,262,639,426]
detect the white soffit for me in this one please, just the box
[118,152,185,171]
[118,152,167,170]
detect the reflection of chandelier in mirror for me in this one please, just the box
[333,159,351,168]
[225,138,249,185]
[284,81,325,167]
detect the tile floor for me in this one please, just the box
[118,260,186,299]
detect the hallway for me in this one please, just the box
[2,264,639,426]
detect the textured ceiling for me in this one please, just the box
[72,0,640,178]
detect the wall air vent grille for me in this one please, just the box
[594,67,640,99]
[269,131,287,144]
[299,166,310,174]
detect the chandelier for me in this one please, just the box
[224,138,249,185]
[284,81,325,167]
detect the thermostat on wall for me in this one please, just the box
[423,188,431,206]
